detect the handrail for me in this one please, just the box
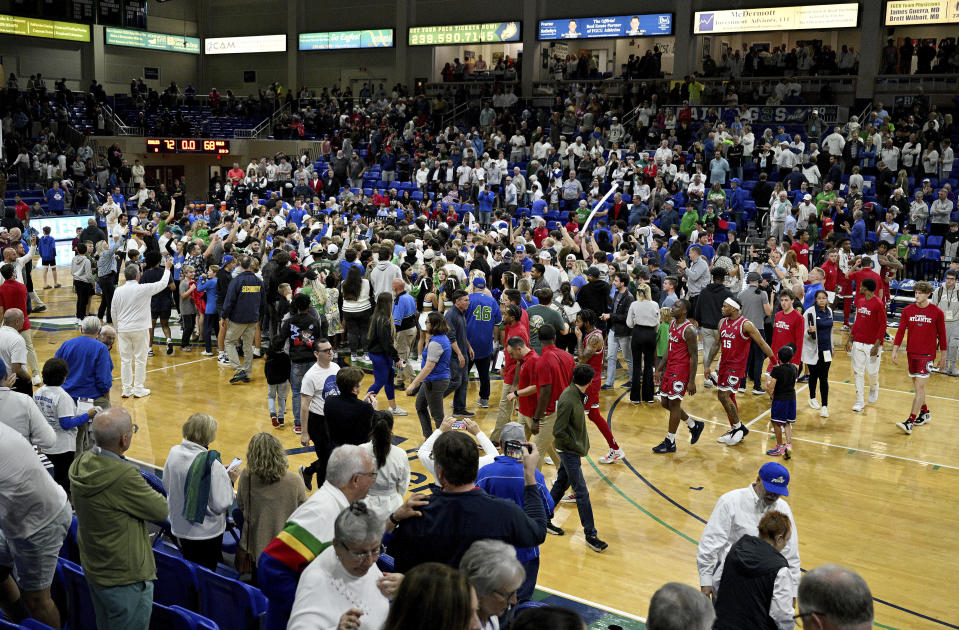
[235,101,291,139]
[441,101,471,130]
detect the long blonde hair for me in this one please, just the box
[246,432,288,484]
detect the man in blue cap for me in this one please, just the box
[696,462,800,604]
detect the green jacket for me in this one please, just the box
[680,208,699,238]
[69,449,169,588]
[552,384,590,457]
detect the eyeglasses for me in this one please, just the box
[494,588,518,602]
[337,542,385,561]
[794,612,824,627]
[316,347,333,353]
[355,470,378,480]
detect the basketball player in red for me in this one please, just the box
[652,299,705,454]
[892,281,947,435]
[846,277,887,412]
[576,309,624,463]
[703,297,774,446]
[769,291,804,375]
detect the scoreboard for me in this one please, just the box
[146,138,231,154]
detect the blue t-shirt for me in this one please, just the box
[38,235,57,260]
[287,207,307,228]
[465,293,502,360]
[45,188,65,212]
[803,282,824,311]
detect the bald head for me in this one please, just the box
[799,564,873,629]
[392,278,405,295]
[92,407,134,453]
[3,308,24,329]
[2,248,15,262]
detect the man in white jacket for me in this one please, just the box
[697,462,800,602]
[111,257,172,398]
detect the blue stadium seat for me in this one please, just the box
[154,547,200,609]
[195,566,266,630]
[151,603,197,630]
[926,235,943,249]
[0,620,19,629]
[59,559,97,630]
[58,515,79,564]
[20,621,55,630]
[170,606,219,630]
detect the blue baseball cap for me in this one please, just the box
[221,255,235,265]
[472,277,486,288]
[730,178,741,184]
[515,244,525,252]
[759,462,790,496]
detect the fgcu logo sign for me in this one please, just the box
[206,39,235,53]
[204,35,286,55]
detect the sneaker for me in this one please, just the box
[253,348,262,358]
[751,387,764,396]
[717,425,748,446]
[766,444,786,456]
[455,409,475,417]
[182,346,193,352]
[121,389,133,398]
[218,354,230,366]
[166,342,174,355]
[716,428,736,445]
[391,406,409,416]
[784,443,792,460]
[841,324,851,332]
[54,284,61,288]
[620,381,632,388]
[43,284,51,289]
[546,522,565,536]
[600,384,614,390]
[544,456,555,466]
[299,465,313,491]
[689,420,705,444]
[630,399,643,405]
[652,438,677,454]
[271,415,279,428]
[797,374,809,383]
[293,425,302,435]
[477,398,489,409]
[653,393,662,402]
[585,535,608,553]
[820,406,830,418]
[808,398,821,409]
[868,386,879,403]
[201,350,214,356]
[241,374,251,383]
[561,492,577,503]
[147,350,155,357]
[895,419,913,435]
[914,411,929,426]
[852,400,865,412]
[133,388,151,398]
[230,371,248,384]
[34,304,47,312]
[703,376,716,389]
[599,448,624,464]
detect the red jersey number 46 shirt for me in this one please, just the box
[894,303,947,376]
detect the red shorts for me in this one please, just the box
[716,366,745,391]
[907,354,934,379]
[659,370,690,400]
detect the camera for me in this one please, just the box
[504,440,524,459]
[752,246,770,264]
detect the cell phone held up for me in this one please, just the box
[504,440,525,459]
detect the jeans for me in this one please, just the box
[290,361,313,427]
[368,352,396,401]
[118,329,150,393]
[746,334,768,390]
[268,382,288,418]
[343,310,371,355]
[518,556,540,602]
[180,314,196,348]
[416,379,449,437]
[74,280,93,320]
[97,272,117,322]
[203,313,219,353]
[478,210,491,226]
[90,581,154,630]
[226,321,256,376]
[606,332,633,384]
[701,327,720,372]
[468,355,492,401]
[304,411,331,485]
[445,357,468,412]
[549,451,596,537]
[629,326,657,402]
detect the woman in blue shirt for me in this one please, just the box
[804,289,833,418]
[405,312,452,438]
[197,266,220,356]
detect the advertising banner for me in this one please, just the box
[408,22,520,46]
[694,4,859,34]
[538,14,673,40]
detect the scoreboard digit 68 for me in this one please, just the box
[146,138,231,154]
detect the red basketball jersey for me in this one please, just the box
[582,328,604,377]
[664,320,694,374]
[718,316,750,374]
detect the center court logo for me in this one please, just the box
[698,13,715,31]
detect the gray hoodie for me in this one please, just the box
[370,258,401,298]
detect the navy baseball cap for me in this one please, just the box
[221,255,235,265]
[759,462,790,496]
[472,277,486,288]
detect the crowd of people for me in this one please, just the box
[0,60,954,629]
